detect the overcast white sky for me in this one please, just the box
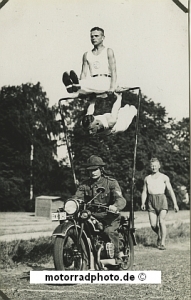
[0,0,189,122]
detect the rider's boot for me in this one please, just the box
[115,251,126,265]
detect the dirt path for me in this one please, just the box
[0,240,190,300]
[0,211,189,241]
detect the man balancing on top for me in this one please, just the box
[62,27,137,136]
[62,26,117,97]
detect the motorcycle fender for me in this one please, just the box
[52,221,76,237]
[52,222,92,252]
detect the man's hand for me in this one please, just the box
[107,90,115,98]
[108,87,115,92]
[174,204,179,213]
[141,204,146,211]
[108,205,118,213]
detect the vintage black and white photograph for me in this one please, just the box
[0,0,190,299]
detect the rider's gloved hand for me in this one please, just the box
[108,205,118,213]
[108,87,115,93]
[107,88,115,98]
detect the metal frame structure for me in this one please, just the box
[58,89,142,229]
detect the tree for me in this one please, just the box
[0,83,62,211]
[166,117,190,197]
[1,84,189,211]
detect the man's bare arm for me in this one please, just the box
[80,52,88,80]
[141,178,148,210]
[107,48,117,91]
[165,176,179,212]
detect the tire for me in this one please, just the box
[53,226,89,271]
[120,231,134,270]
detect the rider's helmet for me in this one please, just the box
[86,155,106,170]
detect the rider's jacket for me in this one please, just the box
[74,175,126,211]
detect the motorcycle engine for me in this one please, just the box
[101,242,115,259]
[105,242,115,258]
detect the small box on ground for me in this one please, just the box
[35,195,63,218]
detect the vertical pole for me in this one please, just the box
[130,89,141,228]
[30,138,34,200]
[188,0,190,107]
[59,99,78,189]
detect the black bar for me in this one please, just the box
[172,0,189,13]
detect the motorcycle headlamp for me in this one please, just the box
[64,199,79,215]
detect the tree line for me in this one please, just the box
[0,83,189,211]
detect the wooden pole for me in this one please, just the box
[59,99,78,189]
[30,141,34,200]
[130,89,141,229]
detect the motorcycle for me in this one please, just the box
[52,187,136,271]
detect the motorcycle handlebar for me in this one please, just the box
[87,203,119,215]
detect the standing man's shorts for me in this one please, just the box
[147,194,168,215]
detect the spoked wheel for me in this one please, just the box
[53,226,88,270]
[120,231,134,270]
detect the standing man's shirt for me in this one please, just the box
[145,173,169,195]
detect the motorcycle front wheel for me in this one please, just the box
[53,226,89,270]
[120,231,134,270]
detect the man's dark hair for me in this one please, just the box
[82,115,94,129]
[150,157,160,164]
[90,27,104,36]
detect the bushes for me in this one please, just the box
[0,237,53,269]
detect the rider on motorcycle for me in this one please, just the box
[74,155,126,264]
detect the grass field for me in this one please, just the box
[0,222,189,269]
[0,218,190,300]
[0,210,189,269]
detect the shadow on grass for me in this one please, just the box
[20,263,55,281]
[13,237,53,263]
[135,222,190,247]
[20,267,76,286]
[0,236,54,269]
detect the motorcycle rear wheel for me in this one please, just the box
[53,226,88,270]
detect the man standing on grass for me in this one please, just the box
[141,158,179,250]
[177,185,189,210]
